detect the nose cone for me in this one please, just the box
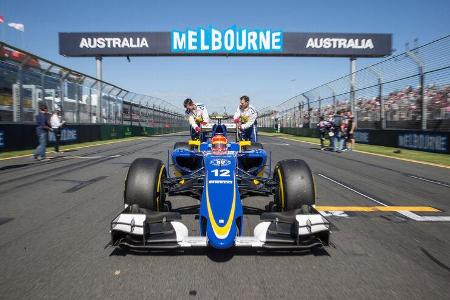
[207,222,237,250]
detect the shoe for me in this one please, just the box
[38,157,50,161]
[336,150,342,153]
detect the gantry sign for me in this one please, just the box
[59,28,392,57]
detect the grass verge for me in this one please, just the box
[0,136,147,160]
[260,132,450,167]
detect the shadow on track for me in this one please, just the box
[108,245,329,262]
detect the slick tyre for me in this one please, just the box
[124,158,166,211]
[273,159,315,211]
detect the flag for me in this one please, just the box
[8,22,24,32]
[0,16,4,24]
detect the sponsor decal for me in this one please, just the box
[49,128,78,143]
[172,27,283,53]
[79,37,149,49]
[210,158,231,166]
[398,133,448,153]
[208,180,233,184]
[0,130,4,148]
[354,131,369,143]
[306,38,374,49]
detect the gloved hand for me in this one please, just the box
[194,126,201,134]
[233,118,240,124]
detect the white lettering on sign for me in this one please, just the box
[79,37,149,49]
[398,133,448,152]
[306,38,374,49]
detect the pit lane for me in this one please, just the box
[0,134,449,299]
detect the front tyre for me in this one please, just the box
[124,158,166,211]
[273,159,315,211]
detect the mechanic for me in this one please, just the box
[184,98,210,142]
[233,95,258,142]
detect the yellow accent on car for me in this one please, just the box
[188,140,201,146]
[156,165,165,211]
[239,140,251,151]
[206,177,236,239]
[277,168,285,210]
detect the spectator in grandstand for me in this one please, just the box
[33,103,52,161]
[50,109,65,153]
[346,111,356,151]
[184,98,210,142]
[234,95,258,142]
[317,115,332,150]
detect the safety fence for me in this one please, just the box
[258,35,450,132]
[0,123,184,151]
[0,41,186,129]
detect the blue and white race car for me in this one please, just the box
[109,122,330,251]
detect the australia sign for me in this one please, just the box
[59,27,392,57]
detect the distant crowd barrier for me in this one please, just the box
[0,123,185,152]
[259,127,449,154]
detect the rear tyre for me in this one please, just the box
[124,158,166,211]
[273,159,315,211]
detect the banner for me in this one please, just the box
[59,29,392,57]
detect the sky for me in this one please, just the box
[1,0,449,113]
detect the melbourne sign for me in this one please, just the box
[59,28,391,57]
[398,132,448,153]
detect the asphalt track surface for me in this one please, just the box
[0,134,449,299]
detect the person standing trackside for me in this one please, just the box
[33,103,52,161]
[346,111,357,151]
[234,95,258,142]
[331,109,345,153]
[317,116,332,150]
[50,109,66,153]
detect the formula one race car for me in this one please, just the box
[109,122,330,251]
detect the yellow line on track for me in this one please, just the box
[315,206,441,212]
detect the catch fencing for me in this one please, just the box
[258,35,450,132]
[0,41,185,129]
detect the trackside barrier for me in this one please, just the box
[259,127,450,154]
[0,123,186,151]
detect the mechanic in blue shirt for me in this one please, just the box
[233,95,258,142]
[33,103,52,160]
